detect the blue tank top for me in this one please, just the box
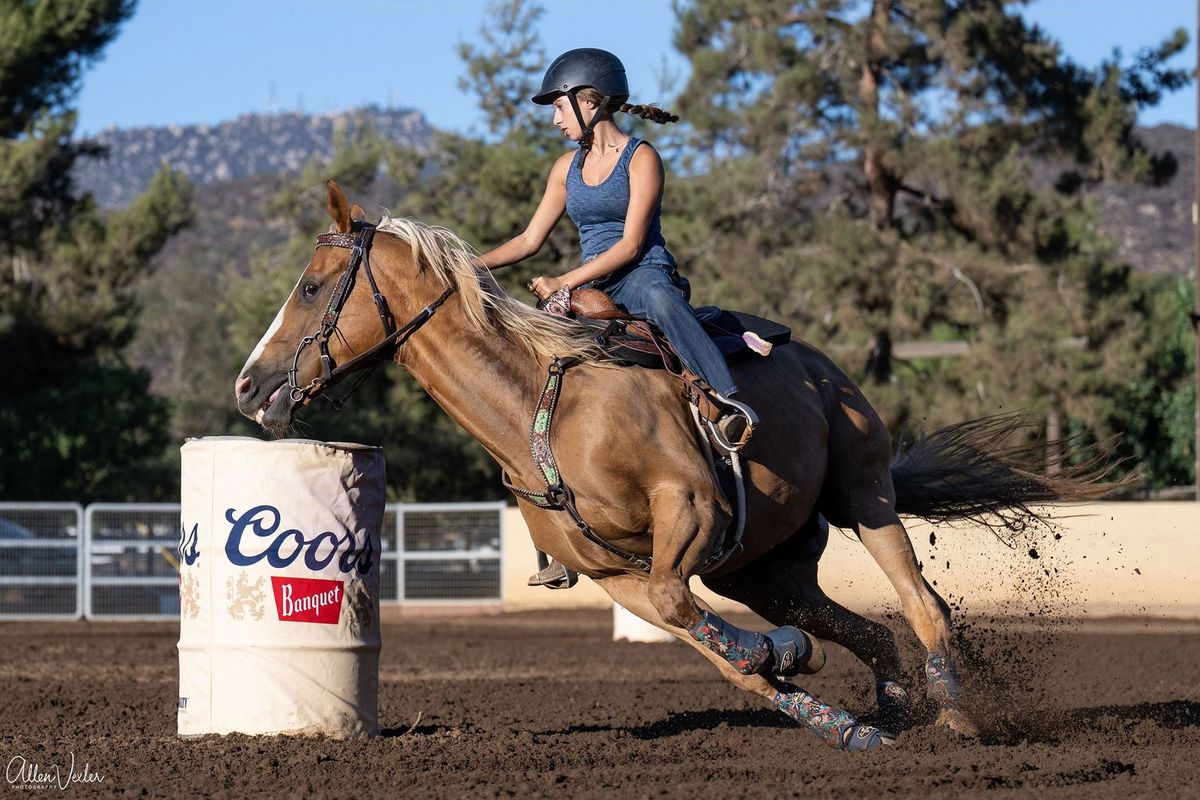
[565,137,676,287]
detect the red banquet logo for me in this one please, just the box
[270,577,343,624]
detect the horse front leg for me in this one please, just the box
[635,493,891,750]
[644,492,819,678]
[601,572,891,751]
[643,490,765,670]
[701,516,914,728]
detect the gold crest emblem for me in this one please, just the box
[225,573,265,621]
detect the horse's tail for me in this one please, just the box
[889,414,1126,530]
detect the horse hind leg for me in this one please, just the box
[854,511,976,734]
[822,395,977,736]
[598,573,893,751]
[701,515,914,727]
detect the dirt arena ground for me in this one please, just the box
[2,610,1198,798]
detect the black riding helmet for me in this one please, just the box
[532,48,629,148]
[532,48,629,105]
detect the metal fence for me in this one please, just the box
[85,504,182,620]
[0,501,504,620]
[388,503,505,604]
[0,503,84,619]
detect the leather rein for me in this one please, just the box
[287,222,455,409]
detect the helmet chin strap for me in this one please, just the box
[567,91,610,159]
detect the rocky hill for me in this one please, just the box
[1087,124,1193,276]
[74,105,432,208]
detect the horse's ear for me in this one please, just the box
[350,203,367,224]
[326,180,352,233]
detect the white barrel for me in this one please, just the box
[177,436,384,738]
[612,602,675,643]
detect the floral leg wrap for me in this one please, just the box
[925,652,964,707]
[688,610,771,675]
[773,684,894,751]
[876,680,911,715]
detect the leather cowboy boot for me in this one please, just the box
[709,392,759,452]
[527,551,578,589]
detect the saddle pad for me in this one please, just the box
[705,311,791,362]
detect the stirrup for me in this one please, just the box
[527,559,578,589]
[707,394,759,452]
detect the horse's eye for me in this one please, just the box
[301,281,320,300]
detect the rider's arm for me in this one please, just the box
[473,152,572,270]
[558,144,663,289]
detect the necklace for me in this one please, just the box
[597,139,627,157]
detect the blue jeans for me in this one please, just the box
[596,264,737,396]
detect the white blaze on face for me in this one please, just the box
[239,277,303,424]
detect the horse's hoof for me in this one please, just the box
[936,707,980,738]
[842,724,896,752]
[765,626,825,676]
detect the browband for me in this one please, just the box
[315,232,358,249]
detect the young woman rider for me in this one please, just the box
[474,48,757,451]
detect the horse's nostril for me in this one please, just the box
[235,375,252,399]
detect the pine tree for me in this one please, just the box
[395,0,577,298]
[456,0,548,139]
[0,0,195,501]
[668,0,1190,473]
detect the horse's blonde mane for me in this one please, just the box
[375,215,612,364]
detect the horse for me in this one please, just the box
[235,181,1110,750]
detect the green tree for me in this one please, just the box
[668,0,1189,477]
[1112,278,1195,487]
[456,0,547,139]
[393,0,575,299]
[0,0,195,501]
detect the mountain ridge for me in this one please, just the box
[74,110,1194,277]
[74,105,432,208]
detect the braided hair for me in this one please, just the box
[616,102,679,124]
[574,87,678,150]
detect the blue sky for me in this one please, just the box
[75,0,1194,137]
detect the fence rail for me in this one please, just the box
[0,502,84,620]
[0,501,504,620]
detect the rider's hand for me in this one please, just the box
[527,275,567,300]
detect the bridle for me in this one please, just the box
[287,221,456,409]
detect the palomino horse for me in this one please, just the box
[235,182,1107,750]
